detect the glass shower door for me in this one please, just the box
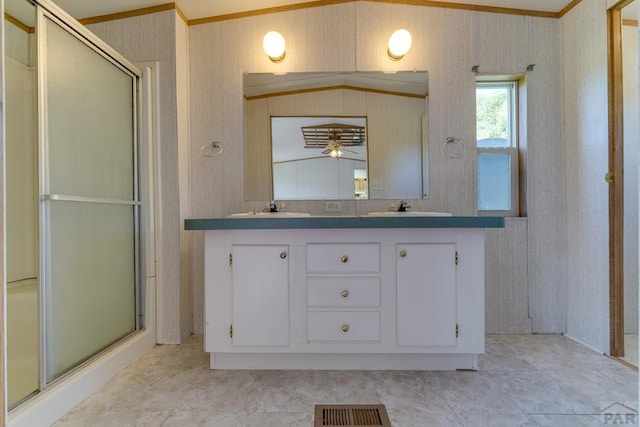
[39,12,140,381]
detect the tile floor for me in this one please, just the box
[55,334,638,426]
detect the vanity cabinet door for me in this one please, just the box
[397,243,457,347]
[231,245,290,347]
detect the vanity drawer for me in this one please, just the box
[306,243,380,273]
[307,311,381,342]
[307,277,381,308]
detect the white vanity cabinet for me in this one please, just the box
[201,225,490,370]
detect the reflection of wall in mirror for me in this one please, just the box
[273,157,366,200]
[245,87,426,201]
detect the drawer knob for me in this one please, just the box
[341,290,349,298]
[280,251,287,259]
[341,255,349,263]
[399,250,407,258]
[341,324,350,333]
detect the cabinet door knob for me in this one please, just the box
[341,324,350,333]
[341,255,349,263]
[399,250,407,258]
[341,290,349,298]
[280,251,287,259]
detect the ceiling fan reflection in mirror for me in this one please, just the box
[301,123,365,158]
[323,141,359,157]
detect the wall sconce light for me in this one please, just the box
[387,29,412,61]
[263,31,286,62]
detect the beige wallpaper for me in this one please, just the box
[562,0,610,353]
[187,2,566,336]
[485,218,531,333]
[525,16,568,334]
[176,12,192,342]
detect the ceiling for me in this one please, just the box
[5,0,637,29]
[272,116,367,163]
[6,0,637,23]
[73,0,573,20]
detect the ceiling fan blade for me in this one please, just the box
[322,148,331,154]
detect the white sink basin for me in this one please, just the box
[361,211,452,217]
[227,211,311,218]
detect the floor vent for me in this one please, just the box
[314,404,391,426]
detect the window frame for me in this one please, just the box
[476,80,520,217]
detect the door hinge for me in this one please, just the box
[230,324,233,338]
[455,251,459,266]
[456,323,459,338]
[229,253,233,266]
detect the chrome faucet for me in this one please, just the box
[397,200,410,212]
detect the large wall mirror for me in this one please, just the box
[244,71,429,201]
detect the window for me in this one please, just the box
[476,81,519,216]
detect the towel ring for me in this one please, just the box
[443,137,466,159]
[200,141,223,157]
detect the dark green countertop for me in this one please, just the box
[184,216,504,230]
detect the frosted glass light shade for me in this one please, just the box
[388,29,412,60]
[263,31,286,62]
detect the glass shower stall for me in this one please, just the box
[5,0,144,408]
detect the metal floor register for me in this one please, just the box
[314,404,392,426]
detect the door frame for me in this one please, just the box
[607,0,633,358]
